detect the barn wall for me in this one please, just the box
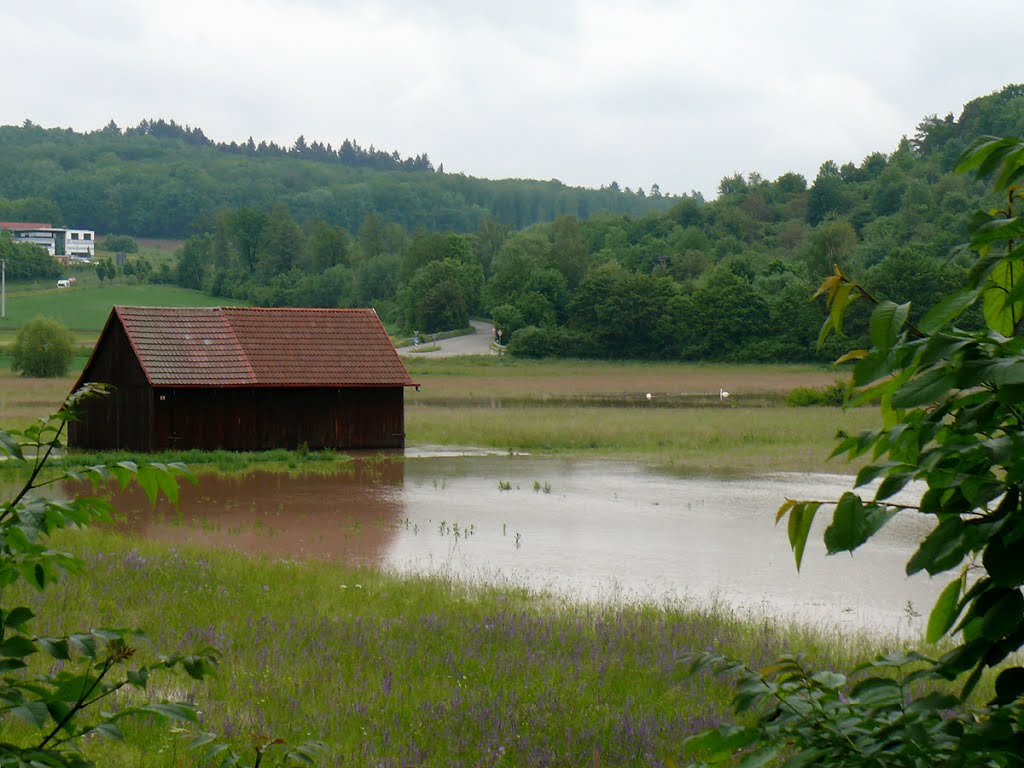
[69,321,154,451]
[154,387,406,451]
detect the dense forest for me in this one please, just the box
[3,84,1024,363]
[0,119,674,236]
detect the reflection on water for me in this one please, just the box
[86,455,941,633]
[107,459,405,563]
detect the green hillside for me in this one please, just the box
[0,282,246,339]
[0,120,675,238]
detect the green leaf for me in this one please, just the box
[969,216,1024,248]
[869,301,909,354]
[955,136,1021,178]
[782,501,821,572]
[137,702,198,722]
[993,666,1024,704]
[816,315,833,350]
[919,290,980,334]
[983,259,1024,335]
[850,676,901,706]
[0,430,25,461]
[824,495,895,555]
[890,367,955,409]
[10,701,49,729]
[0,635,37,658]
[69,633,97,658]
[136,465,160,506]
[85,722,124,741]
[823,492,864,553]
[983,533,1024,588]
[3,606,34,629]
[37,637,70,660]
[907,517,969,576]
[683,725,757,760]
[980,589,1024,641]
[927,578,963,643]
[809,670,846,689]
[830,282,856,335]
[736,746,781,768]
[187,732,219,750]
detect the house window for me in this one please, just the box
[71,232,79,240]
[84,233,92,240]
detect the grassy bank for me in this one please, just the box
[11,530,896,768]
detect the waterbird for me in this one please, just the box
[719,388,730,401]
[646,392,652,401]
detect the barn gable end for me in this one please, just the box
[68,307,415,452]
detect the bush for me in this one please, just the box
[11,315,77,377]
[0,391,326,767]
[508,326,594,358]
[785,379,846,406]
[99,234,138,253]
[683,135,1024,768]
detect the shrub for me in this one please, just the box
[683,135,1024,767]
[0,389,325,767]
[100,234,138,253]
[10,315,77,377]
[508,325,593,358]
[784,379,846,406]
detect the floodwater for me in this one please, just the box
[98,454,941,634]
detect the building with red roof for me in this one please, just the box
[69,306,416,451]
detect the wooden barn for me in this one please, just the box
[68,306,417,452]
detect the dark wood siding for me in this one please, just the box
[153,386,405,451]
[69,314,409,453]
[69,321,154,451]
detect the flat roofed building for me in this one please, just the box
[0,222,95,257]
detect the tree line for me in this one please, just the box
[0,119,675,238]
[6,84,1024,363]
[123,84,1015,362]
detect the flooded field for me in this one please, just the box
[97,454,940,634]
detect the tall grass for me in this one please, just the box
[407,404,878,474]
[14,530,895,768]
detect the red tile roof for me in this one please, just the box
[96,306,415,387]
[0,222,53,231]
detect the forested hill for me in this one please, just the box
[5,85,1024,365]
[0,119,676,237]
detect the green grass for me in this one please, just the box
[0,282,246,338]
[9,529,899,767]
[5,448,357,477]
[407,403,877,474]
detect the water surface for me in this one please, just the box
[104,455,940,634]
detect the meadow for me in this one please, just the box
[0,278,245,349]
[9,529,895,768]
[0,349,899,765]
[0,356,874,473]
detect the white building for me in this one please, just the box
[0,222,95,259]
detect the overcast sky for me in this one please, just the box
[1,1,1017,198]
